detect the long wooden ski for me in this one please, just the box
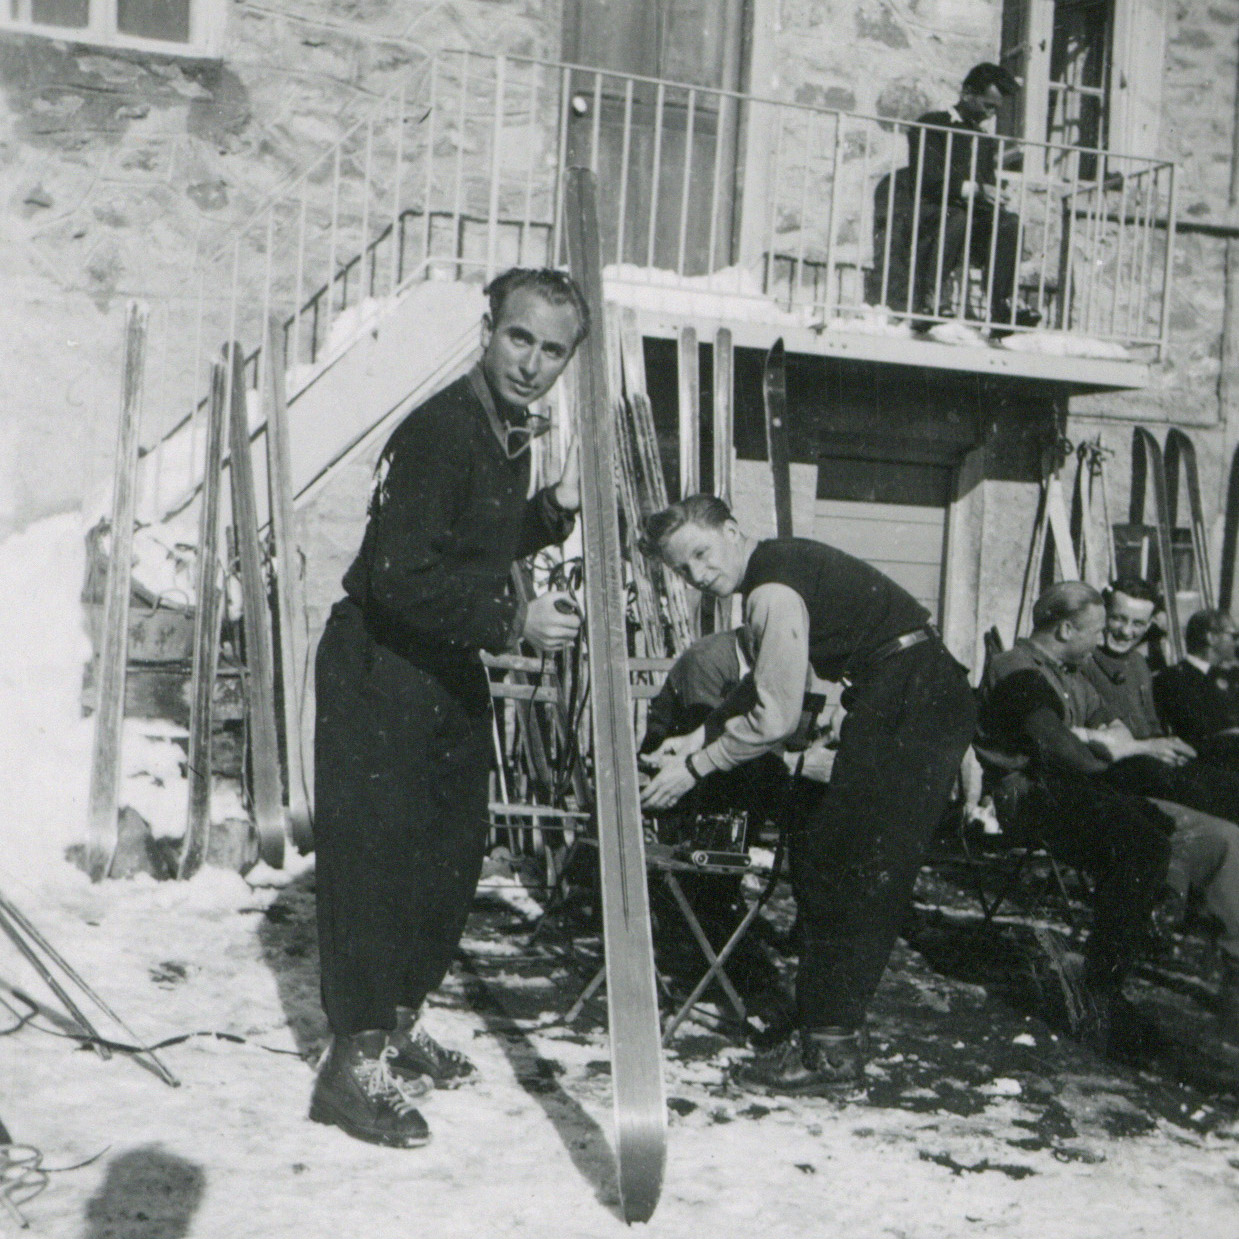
[564,166,666,1226]
[677,326,700,498]
[226,343,285,869]
[1164,427,1214,611]
[1131,427,1184,661]
[763,338,794,538]
[712,329,736,630]
[85,301,148,881]
[616,308,694,654]
[265,315,315,852]
[179,356,229,879]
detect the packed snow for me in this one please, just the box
[1,513,1237,1238]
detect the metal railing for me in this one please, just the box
[142,49,1178,520]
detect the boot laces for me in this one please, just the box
[355,1045,424,1115]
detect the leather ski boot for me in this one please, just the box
[309,1030,431,1147]
[735,1026,868,1096]
[387,1006,477,1089]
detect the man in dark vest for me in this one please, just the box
[639,495,976,1094]
[310,268,587,1146]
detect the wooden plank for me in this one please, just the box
[178,357,229,880]
[265,315,314,852]
[84,301,148,881]
[227,342,286,869]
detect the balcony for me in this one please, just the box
[151,49,1178,508]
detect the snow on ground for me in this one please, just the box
[1,512,1238,1237]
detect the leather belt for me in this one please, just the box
[842,625,937,686]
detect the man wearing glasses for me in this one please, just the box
[908,62,1037,332]
[309,268,587,1147]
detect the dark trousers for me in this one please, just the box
[914,202,1019,317]
[1105,754,1239,824]
[313,599,492,1036]
[788,641,977,1031]
[1011,771,1173,991]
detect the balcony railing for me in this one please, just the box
[142,49,1178,520]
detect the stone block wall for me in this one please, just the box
[0,0,561,537]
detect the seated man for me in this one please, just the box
[1154,609,1239,768]
[975,581,1173,1054]
[904,62,1037,331]
[1082,578,1239,1041]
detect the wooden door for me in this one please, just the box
[562,0,746,274]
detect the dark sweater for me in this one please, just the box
[342,368,573,663]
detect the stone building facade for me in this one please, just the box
[1,0,1236,668]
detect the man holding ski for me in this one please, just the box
[640,495,976,1093]
[310,268,587,1147]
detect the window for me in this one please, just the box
[2,0,224,57]
[999,0,1166,162]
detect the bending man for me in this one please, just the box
[640,495,976,1094]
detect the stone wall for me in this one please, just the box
[0,0,561,537]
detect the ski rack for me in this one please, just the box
[1130,427,1184,662]
[564,167,667,1225]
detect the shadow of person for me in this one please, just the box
[254,866,326,1062]
[83,1145,205,1239]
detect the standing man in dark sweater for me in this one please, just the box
[908,62,1036,330]
[639,495,976,1094]
[310,268,587,1147]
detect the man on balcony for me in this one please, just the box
[905,62,1037,332]
[309,268,587,1148]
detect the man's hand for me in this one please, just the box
[553,437,580,513]
[640,758,698,810]
[522,591,580,652]
[1138,736,1195,767]
[642,727,706,771]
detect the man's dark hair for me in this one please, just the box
[1031,580,1104,632]
[1185,608,1235,656]
[1105,574,1160,609]
[483,267,590,343]
[639,494,733,558]
[962,63,1018,97]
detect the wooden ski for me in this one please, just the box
[762,338,794,538]
[1131,427,1184,661]
[712,329,736,630]
[564,166,666,1225]
[85,301,148,881]
[616,308,695,654]
[226,342,285,869]
[178,355,229,879]
[265,315,315,852]
[677,326,700,498]
[1164,427,1215,611]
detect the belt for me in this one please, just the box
[842,625,937,686]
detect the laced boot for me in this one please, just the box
[1218,959,1239,1045]
[309,1030,431,1147]
[387,1006,477,1089]
[734,1026,868,1097]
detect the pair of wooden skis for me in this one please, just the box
[86,304,312,881]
